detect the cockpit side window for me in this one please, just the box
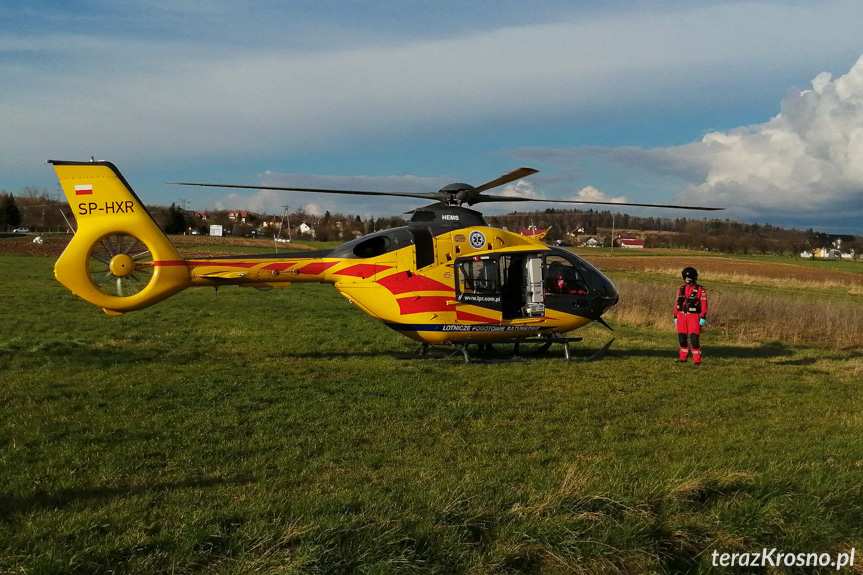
[328,227,413,259]
[457,258,499,295]
[352,235,391,258]
[410,227,435,269]
[544,255,589,294]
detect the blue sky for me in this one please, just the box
[2,0,863,232]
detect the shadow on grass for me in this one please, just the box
[283,341,802,363]
[774,350,862,365]
[605,341,796,360]
[0,475,254,521]
[300,342,862,364]
[285,350,400,360]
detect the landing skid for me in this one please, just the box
[393,336,615,364]
[392,343,463,361]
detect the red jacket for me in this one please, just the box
[675,284,707,318]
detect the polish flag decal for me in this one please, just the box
[75,185,93,195]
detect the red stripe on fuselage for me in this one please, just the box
[397,295,453,315]
[297,261,337,275]
[184,261,259,268]
[334,264,390,278]
[377,271,452,295]
[455,310,498,323]
[262,262,296,271]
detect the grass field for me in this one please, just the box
[2,248,863,574]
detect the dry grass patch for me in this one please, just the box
[641,267,862,295]
[608,279,863,349]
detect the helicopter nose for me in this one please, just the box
[594,290,619,316]
[560,250,620,320]
[588,273,619,318]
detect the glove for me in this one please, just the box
[699,318,706,326]
[674,318,677,325]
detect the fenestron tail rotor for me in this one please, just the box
[88,233,153,298]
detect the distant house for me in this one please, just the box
[193,211,208,220]
[298,222,316,238]
[228,210,250,223]
[259,216,281,229]
[576,235,605,247]
[813,247,843,259]
[809,234,856,259]
[829,236,856,259]
[616,238,644,249]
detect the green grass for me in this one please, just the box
[2,255,862,574]
[179,244,301,254]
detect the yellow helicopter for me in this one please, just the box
[48,160,722,362]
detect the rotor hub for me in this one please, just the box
[109,254,135,278]
[438,182,475,205]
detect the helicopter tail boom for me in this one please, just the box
[49,160,191,315]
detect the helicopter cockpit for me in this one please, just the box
[329,227,414,259]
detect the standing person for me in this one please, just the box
[675,267,708,364]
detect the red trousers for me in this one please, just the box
[677,314,702,363]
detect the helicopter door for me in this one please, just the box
[454,256,502,323]
[524,256,545,316]
[499,254,545,319]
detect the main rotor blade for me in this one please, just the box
[471,167,539,194]
[170,182,446,202]
[471,194,724,211]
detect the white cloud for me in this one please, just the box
[499,180,540,199]
[300,203,324,217]
[571,185,627,204]
[516,54,863,229]
[214,190,284,214]
[674,55,863,219]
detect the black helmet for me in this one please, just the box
[682,267,698,280]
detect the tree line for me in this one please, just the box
[1,187,859,257]
[486,208,860,257]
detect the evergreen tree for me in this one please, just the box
[0,193,22,230]
[164,202,187,234]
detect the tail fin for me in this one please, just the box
[49,160,190,315]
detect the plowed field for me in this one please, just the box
[586,255,863,286]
